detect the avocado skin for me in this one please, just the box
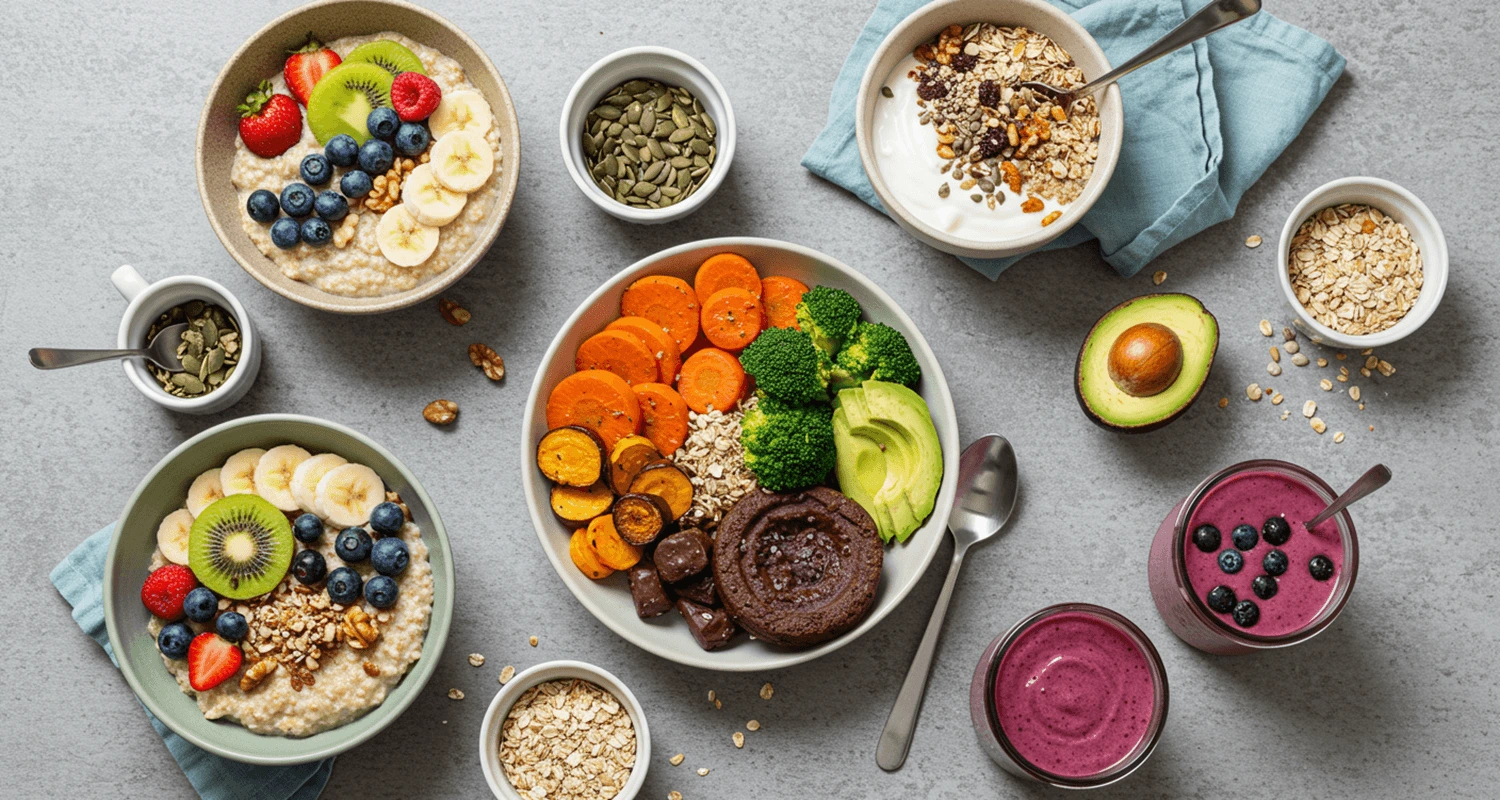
[832,380,943,543]
[1075,293,1219,434]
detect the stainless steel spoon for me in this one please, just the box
[28,323,189,372]
[876,434,1019,771]
[1307,464,1391,529]
[1021,0,1262,105]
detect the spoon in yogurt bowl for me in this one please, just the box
[1020,0,1262,105]
[28,323,188,372]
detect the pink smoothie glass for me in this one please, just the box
[1148,460,1359,654]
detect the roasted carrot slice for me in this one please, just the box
[587,514,643,570]
[569,527,614,579]
[700,287,763,351]
[693,253,762,305]
[633,382,691,455]
[676,348,744,413]
[546,369,642,451]
[575,329,658,385]
[621,275,699,353]
[760,275,809,330]
[607,316,682,386]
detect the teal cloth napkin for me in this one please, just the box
[802,0,1345,278]
[51,526,334,800]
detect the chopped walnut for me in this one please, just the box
[468,343,505,381]
[423,399,458,425]
[438,298,471,326]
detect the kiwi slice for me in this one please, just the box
[307,62,395,145]
[344,40,426,77]
[188,494,295,599]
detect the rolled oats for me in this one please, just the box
[469,653,486,667]
[746,720,761,731]
[1287,204,1422,336]
[670,753,685,766]
[673,400,759,530]
[499,679,636,800]
[759,683,774,700]
[448,688,465,700]
[499,665,516,684]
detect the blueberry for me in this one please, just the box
[1262,516,1292,546]
[157,622,193,659]
[1191,524,1221,553]
[292,549,328,585]
[1231,524,1259,551]
[394,122,430,156]
[293,513,324,544]
[1217,549,1244,574]
[216,611,248,642]
[335,527,373,562]
[367,107,401,140]
[358,139,395,174]
[1232,600,1260,628]
[371,537,410,576]
[369,502,405,536]
[1252,575,1279,600]
[270,217,301,249]
[325,133,360,167]
[365,575,400,608]
[1262,549,1289,576]
[1206,585,1236,613]
[183,587,218,623]
[300,153,333,185]
[280,182,315,217]
[1309,555,1335,581]
[340,169,374,199]
[300,217,332,247]
[326,566,364,604]
[314,190,349,221]
[246,189,280,222]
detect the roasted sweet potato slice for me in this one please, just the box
[628,461,695,520]
[569,527,614,580]
[549,482,614,527]
[536,426,607,487]
[609,435,661,495]
[587,514,643,570]
[612,492,674,546]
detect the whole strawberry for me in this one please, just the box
[238,80,302,158]
[284,34,341,107]
[141,564,199,621]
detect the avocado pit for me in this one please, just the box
[1107,323,1183,397]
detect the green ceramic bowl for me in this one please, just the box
[103,414,454,765]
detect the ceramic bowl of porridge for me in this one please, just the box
[855,0,1123,259]
[104,414,454,765]
[197,0,521,313]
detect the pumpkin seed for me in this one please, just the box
[690,139,710,156]
[642,161,666,182]
[581,78,717,208]
[625,101,642,124]
[639,107,655,132]
[667,127,695,144]
[180,352,202,375]
[593,104,622,120]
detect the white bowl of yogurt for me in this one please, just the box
[856,0,1123,259]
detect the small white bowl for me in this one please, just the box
[560,46,736,224]
[479,660,650,800]
[1277,177,1447,349]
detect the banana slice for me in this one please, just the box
[430,130,494,193]
[402,163,468,226]
[315,463,386,528]
[376,205,440,268]
[186,468,224,517]
[156,508,195,566]
[253,444,312,511]
[291,452,347,515]
[220,448,267,495]
[428,89,493,139]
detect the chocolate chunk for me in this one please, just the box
[627,559,673,619]
[977,79,1001,109]
[671,571,718,607]
[655,528,713,584]
[676,598,737,651]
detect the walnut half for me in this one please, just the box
[239,658,278,692]
[468,343,505,381]
[342,606,381,650]
[423,399,458,425]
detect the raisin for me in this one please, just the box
[977,79,1001,109]
[916,77,948,101]
[949,52,978,73]
[977,127,1006,159]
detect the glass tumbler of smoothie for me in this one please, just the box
[1148,459,1359,655]
[969,604,1169,788]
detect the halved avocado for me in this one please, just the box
[1075,293,1218,433]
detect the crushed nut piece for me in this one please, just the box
[1217,397,1229,409]
[363,661,381,677]
[239,658,278,692]
[469,653,486,668]
[1041,210,1063,227]
[468,343,505,381]
[438,298,471,326]
[423,399,458,425]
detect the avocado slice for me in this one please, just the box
[1075,293,1218,433]
[833,380,944,543]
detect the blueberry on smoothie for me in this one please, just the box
[1308,555,1335,581]
[335,527,373,562]
[1206,585,1236,613]
[1262,515,1292,545]
[270,217,301,249]
[1252,575,1279,600]
[1192,524,1222,553]
[1231,524,1259,551]
[1217,549,1244,574]
[158,622,192,659]
[325,133,359,166]
[1262,549,1289,576]
[293,513,324,544]
[326,567,363,604]
[246,189,280,222]
[1232,600,1260,628]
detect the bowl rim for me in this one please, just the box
[855,0,1123,258]
[194,0,522,314]
[558,46,736,224]
[519,236,960,671]
[103,413,456,764]
[477,660,651,800]
[1275,175,1448,348]
[116,273,259,412]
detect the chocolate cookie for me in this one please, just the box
[712,487,883,648]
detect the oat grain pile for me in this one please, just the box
[500,679,636,800]
[1287,204,1423,335]
[672,399,759,531]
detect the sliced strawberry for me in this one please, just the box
[284,35,341,107]
[141,564,198,621]
[237,80,303,158]
[391,72,441,122]
[187,633,244,692]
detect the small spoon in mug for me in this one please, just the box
[29,323,189,372]
[1306,464,1391,529]
[876,434,1019,771]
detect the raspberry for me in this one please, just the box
[391,72,442,122]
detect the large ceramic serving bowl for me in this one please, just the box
[196,0,521,313]
[521,237,960,671]
[856,0,1123,259]
[104,414,455,765]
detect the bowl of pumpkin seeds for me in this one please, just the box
[561,46,735,224]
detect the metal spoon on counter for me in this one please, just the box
[876,434,1019,771]
[1307,464,1391,529]
[28,323,188,372]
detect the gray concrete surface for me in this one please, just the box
[3,0,1496,797]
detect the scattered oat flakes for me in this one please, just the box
[697,768,710,777]
[1218,397,1229,409]
[1245,235,1263,248]
[1317,357,1328,367]
[1267,362,1282,377]
[671,754,685,766]
[746,720,761,731]
[714,699,722,710]
[1361,367,1372,378]
[499,665,516,684]
[469,653,486,667]
[1302,400,1317,418]
[1334,431,1346,443]
[1349,386,1361,401]
[1377,360,1395,377]
[760,683,774,700]
[1270,346,1281,363]
[1369,424,1374,431]
[1320,379,1334,391]
[1246,383,1263,401]
[1364,356,1379,370]
[1284,340,1300,355]
[673,401,759,531]
[1310,417,1327,434]
[529,636,539,647]
[733,732,745,749]
[1361,348,1373,355]
[448,688,465,700]
[1271,392,1284,405]
[1282,327,1296,342]
[1152,270,1167,286]
[1336,352,1347,360]
[1291,353,1310,366]
[707,690,716,703]
[669,792,683,800]
[1259,319,1273,337]
[1281,410,1291,420]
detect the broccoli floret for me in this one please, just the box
[739,396,837,491]
[830,321,922,391]
[738,327,830,405]
[794,285,862,356]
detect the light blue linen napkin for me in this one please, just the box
[802,0,1345,278]
[51,526,334,800]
